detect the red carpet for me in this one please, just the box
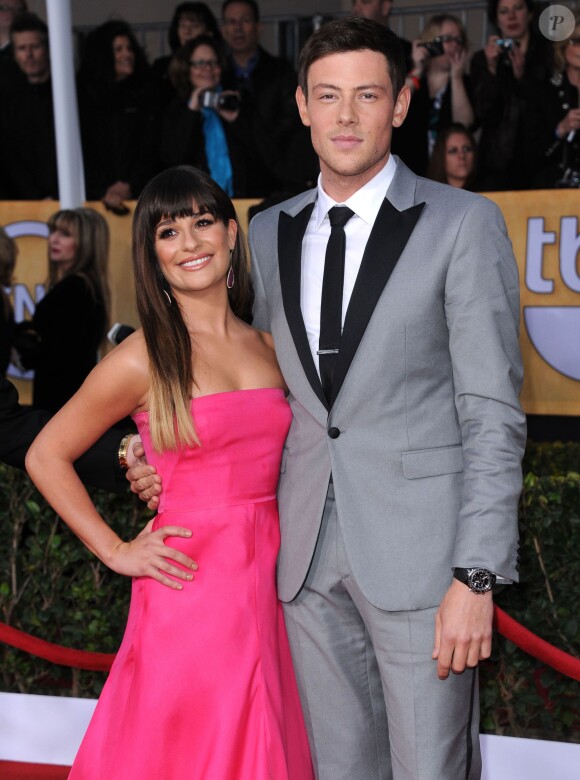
[0,761,70,779]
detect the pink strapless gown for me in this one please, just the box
[69,388,313,780]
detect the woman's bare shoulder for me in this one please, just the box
[97,329,149,394]
[254,328,275,351]
[101,328,147,367]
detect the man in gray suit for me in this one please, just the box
[248,17,525,780]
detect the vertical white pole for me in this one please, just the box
[46,0,85,208]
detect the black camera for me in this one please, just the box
[496,38,514,51]
[199,90,241,111]
[419,37,445,58]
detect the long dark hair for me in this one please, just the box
[133,165,253,451]
[169,34,226,99]
[47,208,111,339]
[168,2,221,52]
[79,19,150,97]
[427,123,478,190]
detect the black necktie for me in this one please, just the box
[319,206,354,403]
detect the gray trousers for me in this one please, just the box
[282,484,481,780]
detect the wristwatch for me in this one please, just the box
[453,567,496,594]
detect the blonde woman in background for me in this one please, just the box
[14,208,110,412]
[524,11,580,188]
[394,14,474,176]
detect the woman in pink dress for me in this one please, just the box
[26,165,313,780]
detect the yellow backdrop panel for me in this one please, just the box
[2,193,579,414]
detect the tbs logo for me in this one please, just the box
[525,216,580,381]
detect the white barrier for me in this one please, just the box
[1,692,579,776]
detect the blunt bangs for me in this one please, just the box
[138,166,235,237]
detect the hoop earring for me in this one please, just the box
[226,265,235,290]
[163,289,172,305]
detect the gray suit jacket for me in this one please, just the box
[249,159,526,609]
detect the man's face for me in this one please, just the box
[296,49,409,194]
[352,0,392,25]
[221,1,260,57]
[12,30,50,82]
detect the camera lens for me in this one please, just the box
[219,94,241,111]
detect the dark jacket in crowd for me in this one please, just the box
[78,74,160,201]
[222,46,301,189]
[160,98,277,198]
[470,31,553,191]
[524,70,580,188]
[14,275,106,414]
[393,74,472,177]
[0,77,58,199]
[0,375,127,492]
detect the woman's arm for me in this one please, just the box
[25,333,197,588]
[449,52,474,128]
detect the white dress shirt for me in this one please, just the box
[300,155,397,377]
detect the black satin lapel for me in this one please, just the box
[330,198,426,407]
[278,204,329,410]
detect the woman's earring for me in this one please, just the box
[163,288,172,305]
[226,265,235,289]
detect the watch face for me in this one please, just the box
[467,568,495,593]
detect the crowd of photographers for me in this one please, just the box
[0,0,579,206]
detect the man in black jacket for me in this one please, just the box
[0,375,129,493]
[220,0,301,193]
[0,12,58,199]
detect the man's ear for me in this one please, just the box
[296,85,311,127]
[393,84,410,128]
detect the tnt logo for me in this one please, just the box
[524,216,580,381]
[539,5,575,42]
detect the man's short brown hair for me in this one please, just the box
[298,17,406,98]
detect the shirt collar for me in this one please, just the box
[231,49,260,80]
[314,155,397,230]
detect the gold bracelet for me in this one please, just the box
[118,434,134,471]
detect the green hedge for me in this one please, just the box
[479,442,580,742]
[0,442,579,740]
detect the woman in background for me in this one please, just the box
[78,19,158,210]
[161,34,275,197]
[524,11,580,188]
[26,166,313,779]
[0,226,17,376]
[427,123,479,190]
[152,1,221,107]
[470,0,553,190]
[395,14,473,176]
[14,208,110,413]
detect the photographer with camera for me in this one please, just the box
[392,14,473,176]
[470,0,552,191]
[160,34,275,197]
[523,11,580,189]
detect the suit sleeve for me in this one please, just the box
[248,216,272,333]
[0,376,130,494]
[444,197,526,581]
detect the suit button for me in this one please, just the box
[328,427,340,439]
